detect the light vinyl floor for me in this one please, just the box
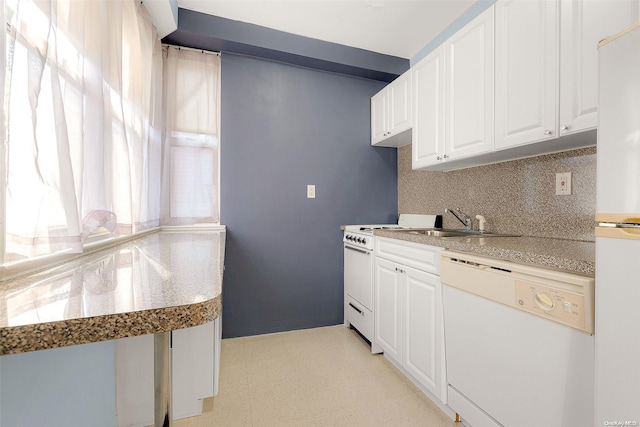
[174,325,458,427]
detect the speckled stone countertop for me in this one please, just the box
[374,230,595,277]
[0,230,225,355]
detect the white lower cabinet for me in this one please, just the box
[374,238,447,404]
[403,266,443,395]
[0,320,222,427]
[374,257,403,362]
[115,319,221,427]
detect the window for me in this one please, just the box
[162,46,221,225]
[1,0,221,277]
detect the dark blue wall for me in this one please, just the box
[220,54,398,338]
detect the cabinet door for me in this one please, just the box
[412,45,445,169]
[115,334,153,426]
[115,320,220,426]
[403,266,444,400]
[388,70,412,136]
[495,0,557,150]
[371,89,388,145]
[374,257,403,363]
[559,0,640,135]
[445,6,494,160]
[172,321,217,419]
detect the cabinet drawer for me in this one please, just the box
[375,237,441,275]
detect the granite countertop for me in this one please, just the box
[0,229,225,355]
[374,229,595,277]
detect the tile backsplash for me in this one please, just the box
[398,145,596,241]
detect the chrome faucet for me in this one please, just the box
[445,208,473,230]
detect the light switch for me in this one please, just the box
[307,185,316,199]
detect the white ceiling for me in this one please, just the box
[178,0,477,59]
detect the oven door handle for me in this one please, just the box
[348,303,364,315]
[344,245,370,255]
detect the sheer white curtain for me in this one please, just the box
[3,0,163,261]
[161,46,221,225]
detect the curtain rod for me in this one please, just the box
[162,44,221,56]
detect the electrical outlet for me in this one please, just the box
[556,172,572,195]
[307,185,316,199]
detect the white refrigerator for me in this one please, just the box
[596,22,640,426]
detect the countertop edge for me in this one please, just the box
[1,229,226,356]
[374,230,595,277]
[0,295,222,356]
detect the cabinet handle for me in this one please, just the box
[544,129,553,136]
[348,303,364,315]
[436,156,442,161]
[561,125,569,131]
[443,154,449,159]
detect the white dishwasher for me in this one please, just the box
[440,250,595,427]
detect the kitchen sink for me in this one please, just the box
[404,228,520,238]
[411,229,470,237]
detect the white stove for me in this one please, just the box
[342,227,380,251]
[343,214,441,249]
[343,214,441,352]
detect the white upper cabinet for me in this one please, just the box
[371,89,388,144]
[412,46,445,168]
[389,71,412,136]
[408,0,637,171]
[371,70,412,147]
[445,7,495,160]
[559,0,640,135]
[413,6,494,170]
[495,0,558,150]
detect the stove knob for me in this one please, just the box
[348,236,353,241]
[356,237,362,243]
[363,238,367,245]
